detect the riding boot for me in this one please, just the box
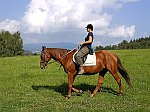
[78,66,85,74]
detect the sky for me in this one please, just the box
[0,0,150,46]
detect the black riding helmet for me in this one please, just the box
[86,24,93,31]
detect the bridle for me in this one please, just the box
[41,50,56,65]
[61,45,80,59]
[40,45,80,69]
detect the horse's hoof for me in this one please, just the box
[64,95,70,100]
[79,90,84,94]
[76,90,84,96]
[91,94,94,98]
[119,93,123,96]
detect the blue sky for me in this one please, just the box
[0,0,149,46]
[112,0,150,37]
[0,0,29,21]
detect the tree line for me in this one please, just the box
[95,36,150,51]
[0,31,23,57]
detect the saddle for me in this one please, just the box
[73,51,96,66]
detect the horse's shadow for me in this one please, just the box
[31,83,120,96]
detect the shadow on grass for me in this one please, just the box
[32,83,120,96]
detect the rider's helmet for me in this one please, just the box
[86,24,93,31]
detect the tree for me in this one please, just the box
[118,40,128,49]
[95,45,104,51]
[0,31,23,57]
[12,31,23,55]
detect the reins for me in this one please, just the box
[61,45,80,59]
[43,46,80,70]
[58,46,80,71]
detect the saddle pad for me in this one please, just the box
[73,51,96,66]
[83,53,96,66]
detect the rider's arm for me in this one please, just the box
[80,36,92,45]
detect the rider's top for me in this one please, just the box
[83,32,94,54]
[84,32,94,47]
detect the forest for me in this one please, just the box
[0,31,23,57]
[95,36,150,51]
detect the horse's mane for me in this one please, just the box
[46,48,71,60]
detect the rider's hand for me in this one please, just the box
[80,42,84,46]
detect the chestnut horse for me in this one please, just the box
[40,47,131,99]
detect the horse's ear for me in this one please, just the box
[42,46,46,51]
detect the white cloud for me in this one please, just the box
[0,19,20,33]
[0,0,140,44]
[22,0,137,38]
[106,25,136,38]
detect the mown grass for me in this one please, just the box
[0,49,150,112]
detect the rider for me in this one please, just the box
[75,24,94,74]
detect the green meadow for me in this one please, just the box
[0,49,150,112]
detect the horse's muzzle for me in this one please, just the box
[40,62,46,69]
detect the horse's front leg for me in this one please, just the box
[66,73,76,99]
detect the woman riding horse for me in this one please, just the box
[75,24,94,74]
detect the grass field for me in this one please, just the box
[0,49,150,112]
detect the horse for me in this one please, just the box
[40,46,131,99]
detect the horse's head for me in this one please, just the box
[40,46,51,69]
[40,47,75,69]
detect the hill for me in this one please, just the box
[23,42,77,53]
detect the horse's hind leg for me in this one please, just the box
[111,72,123,96]
[91,69,107,97]
[91,75,104,97]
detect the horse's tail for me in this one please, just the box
[116,55,131,87]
